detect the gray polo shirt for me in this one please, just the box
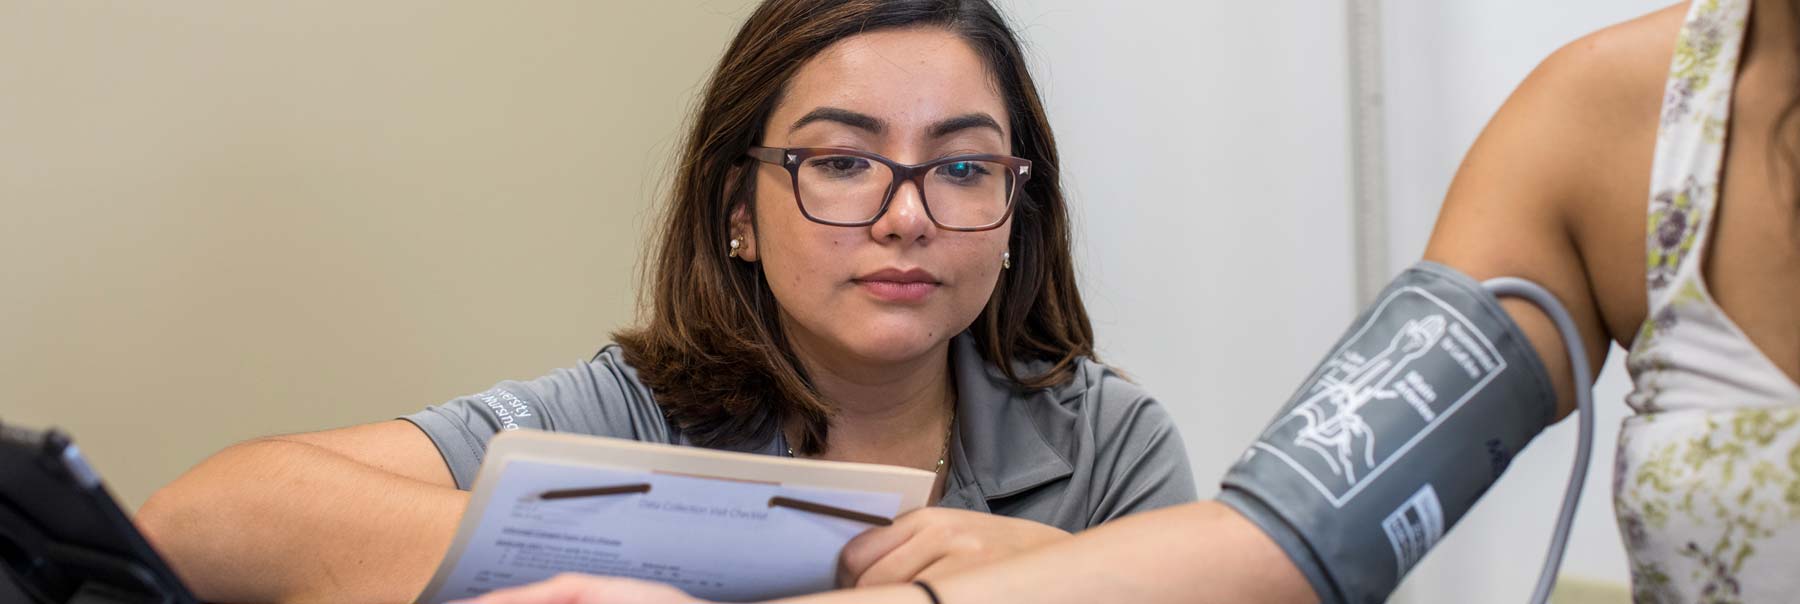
[402,333,1196,532]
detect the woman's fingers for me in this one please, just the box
[838,514,927,587]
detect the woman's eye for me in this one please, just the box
[807,156,869,177]
[936,161,991,183]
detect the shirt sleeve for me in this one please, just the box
[1084,375,1200,524]
[399,348,673,489]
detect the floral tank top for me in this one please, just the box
[1616,0,1800,601]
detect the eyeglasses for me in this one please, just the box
[746,146,1031,232]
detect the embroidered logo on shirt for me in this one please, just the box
[480,389,536,431]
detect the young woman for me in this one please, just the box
[133,1,1198,602]
[468,0,1800,603]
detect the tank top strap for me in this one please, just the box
[1643,0,1749,306]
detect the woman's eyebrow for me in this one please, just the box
[790,107,884,134]
[788,108,1003,140]
[928,113,1003,139]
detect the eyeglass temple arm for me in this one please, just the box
[745,146,789,164]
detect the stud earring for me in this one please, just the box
[1002,251,1011,269]
[729,238,742,258]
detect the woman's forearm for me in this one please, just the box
[137,438,467,603]
[778,500,1316,604]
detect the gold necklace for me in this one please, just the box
[788,416,955,475]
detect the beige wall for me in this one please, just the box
[0,2,748,509]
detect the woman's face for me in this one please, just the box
[740,27,1014,368]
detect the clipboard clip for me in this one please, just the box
[767,496,893,526]
[536,484,893,526]
[538,483,651,500]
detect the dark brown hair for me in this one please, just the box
[613,0,1093,455]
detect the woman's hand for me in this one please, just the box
[836,508,1072,588]
[454,574,708,604]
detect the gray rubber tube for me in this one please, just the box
[1481,277,1595,604]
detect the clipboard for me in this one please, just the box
[414,431,935,603]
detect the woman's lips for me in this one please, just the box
[853,268,941,303]
[854,279,940,302]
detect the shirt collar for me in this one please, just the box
[937,332,1074,509]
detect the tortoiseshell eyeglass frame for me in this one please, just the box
[745,146,1032,232]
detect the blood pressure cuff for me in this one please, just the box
[1217,261,1558,604]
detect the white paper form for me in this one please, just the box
[418,458,901,603]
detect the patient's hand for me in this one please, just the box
[456,574,705,604]
[837,508,1072,588]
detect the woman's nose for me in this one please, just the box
[870,179,936,243]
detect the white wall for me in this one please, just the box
[1003,0,1358,489]
[1379,2,1668,602]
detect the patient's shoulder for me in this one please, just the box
[1521,3,1683,139]
[1454,3,1685,226]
